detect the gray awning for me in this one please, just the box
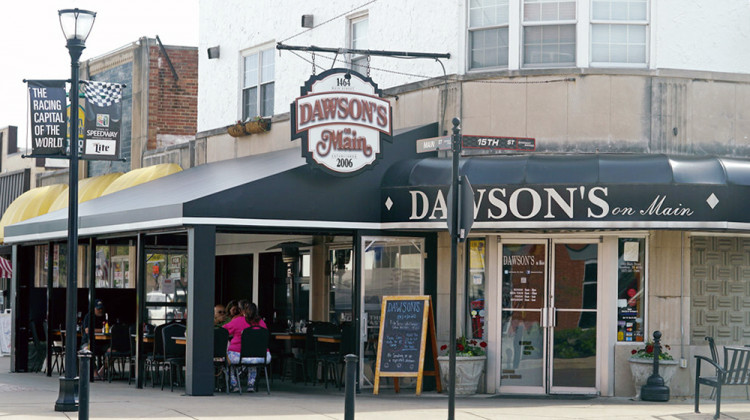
[4,124,438,243]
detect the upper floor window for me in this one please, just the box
[522,0,577,67]
[469,0,510,69]
[242,47,274,119]
[590,0,647,65]
[349,15,369,74]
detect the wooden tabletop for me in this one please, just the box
[94,333,111,341]
[272,332,306,340]
[172,336,186,345]
[314,334,342,344]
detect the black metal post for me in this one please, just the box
[448,118,461,420]
[78,350,91,420]
[55,37,84,413]
[641,330,670,401]
[344,354,358,420]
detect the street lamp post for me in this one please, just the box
[54,8,95,412]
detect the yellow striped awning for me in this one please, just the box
[0,184,68,243]
[101,163,182,196]
[47,172,124,213]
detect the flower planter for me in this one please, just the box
[437,355,486,395]
[227,123,246,137]
[628,358,678,400]
[244,119,270,134]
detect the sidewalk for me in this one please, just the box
[1,357,750,419]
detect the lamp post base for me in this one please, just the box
[54,377,79,412]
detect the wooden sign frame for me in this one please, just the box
[373,295,442,395]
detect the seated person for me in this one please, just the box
[223,300,270,392]
[214,304,226,327]
[81,299,108,379]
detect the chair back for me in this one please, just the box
[313,322,339,356]
[705,336,719,363]
[152,323,166,357]
[723,346,750,385]
[110,324,130,352]
[214,327,229,358]
[240,327,269,359]
[162,323,186,358]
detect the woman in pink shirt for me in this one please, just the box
[223,299,269,392]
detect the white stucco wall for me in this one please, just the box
[198,0,750,133]
[198,0,461,133]
[653,0,750,73]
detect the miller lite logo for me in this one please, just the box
[291,69,392,175]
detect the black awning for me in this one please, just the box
[381,154,750,230]
[4,124,438,243]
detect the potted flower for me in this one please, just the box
[628,339,678,400]
[437,337,487,395]
[244,116,270,134]
[227,120,247,137]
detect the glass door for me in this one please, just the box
[498,241,548,394]
[499,239,599,395]
[549,241,598,394]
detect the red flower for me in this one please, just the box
[440,344,447,351]
[470,340,477,345]
[645,345,654,354]
[631,349,637,355]
[665,345,671,350]
[480,342,487,348]
[457,344,465,351]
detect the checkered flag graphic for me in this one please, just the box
[83,80,124,107]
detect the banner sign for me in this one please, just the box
[27,80,67,156]
[82,80,123,160]
[382,183,745,226]
[291,69,392,176]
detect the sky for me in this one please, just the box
[1,1,199,150]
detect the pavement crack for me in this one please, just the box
[170,409,199,419]
[461,409,491,419]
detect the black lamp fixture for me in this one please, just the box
[267,241,310,263]
[55,7,96,413]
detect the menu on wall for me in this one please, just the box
[617,238,645,342]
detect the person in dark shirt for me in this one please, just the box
[81,299,107,379]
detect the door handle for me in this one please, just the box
[551,308,557,327]
[541,307,548,328]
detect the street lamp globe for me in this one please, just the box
[58,8,96,43]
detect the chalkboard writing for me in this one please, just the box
[374,295,441,396]
[379,299,425,373]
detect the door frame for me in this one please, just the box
[496,237,602,395]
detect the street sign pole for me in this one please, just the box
[448,118,461,420]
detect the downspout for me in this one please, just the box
[680,231,685,365]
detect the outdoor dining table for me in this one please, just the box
[272,332,306,341]
[131,333,154,343]
[172,336,187,345]
[314,334,342,344]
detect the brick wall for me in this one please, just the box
[147,46,198,150]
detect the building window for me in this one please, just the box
[349,15,369,74]
[522,0,577,67]
[468,0,510,69]
[242,47,274,120]
[617,238,645,342]
[590,0,647,65]
[466,239,487,340]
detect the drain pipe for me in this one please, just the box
[679,232,686,367]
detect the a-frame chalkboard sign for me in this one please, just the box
[373,295,442,395]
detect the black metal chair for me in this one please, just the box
[161,322,186,391]
[333,322,357,389]
[44,320,65,375]
[213,327,229,393]
[236,327,271,394]
[291,323,317,385]
[312,322,340,388]
[695,346,750,419]
[145,323,166,387]
[106,324,132,382]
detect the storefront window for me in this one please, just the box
[35,244,87,288]
[145,250,188,325]
[94,245,133,289]
[466,238,487,340]
[617,238,645,342]
[329,248,353,324]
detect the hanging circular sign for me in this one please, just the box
[291,68,392,176]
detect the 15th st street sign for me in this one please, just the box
[461,135,535,155]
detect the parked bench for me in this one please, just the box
[695,345,750,419]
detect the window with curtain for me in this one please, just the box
[590,0,647,65]
[522,0,577,67]
[242,47,275,120]
[349,15,369,74]
[468,0,510,69]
